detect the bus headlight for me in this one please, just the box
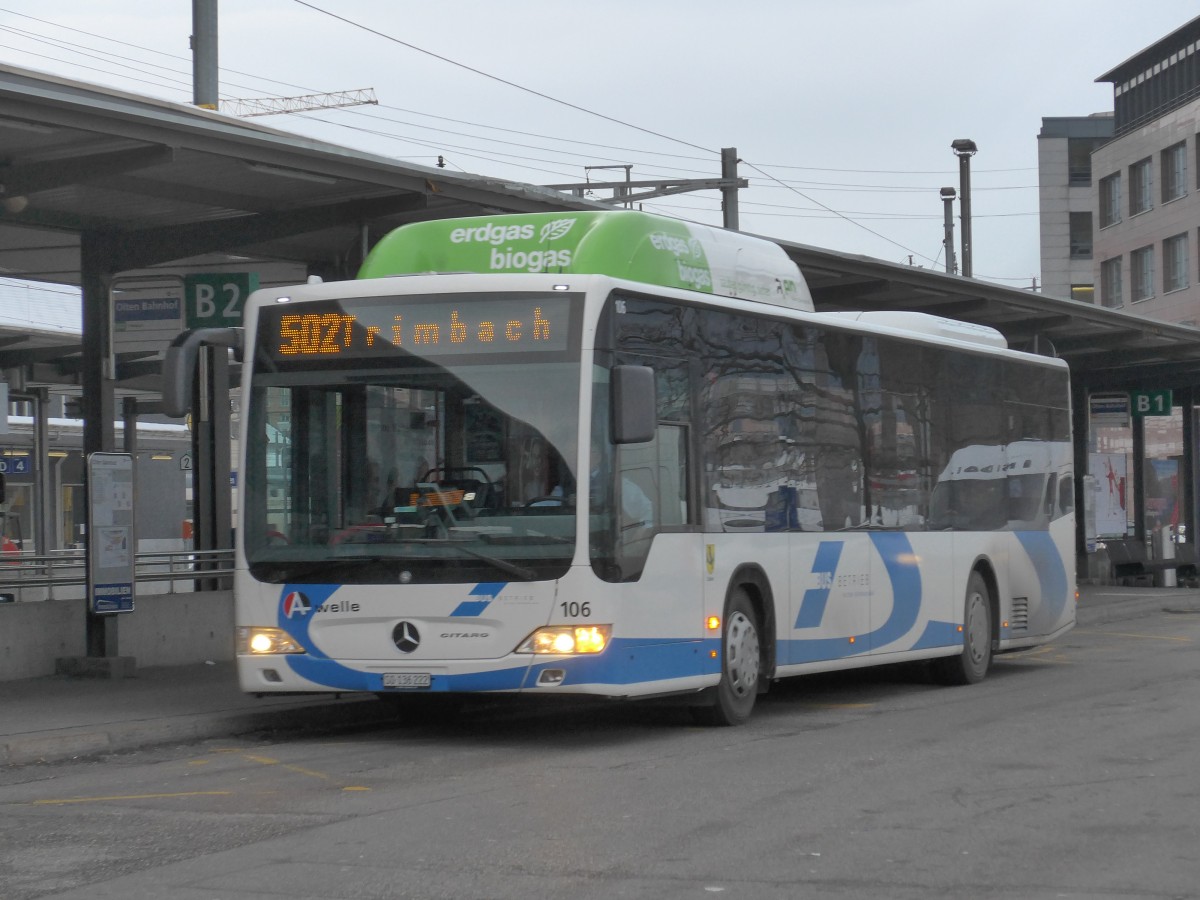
[516,625,611,655]
[237,626,306,655]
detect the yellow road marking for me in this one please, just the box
[1002,645,1072,664]
[1077,629,1192,643]
[34,791,231,806]
[1005,654,1071,665]
[281,764,332,781]
[186,748,371,791]
[225,750,338,783]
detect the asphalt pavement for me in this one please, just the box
[3,583,1199,767]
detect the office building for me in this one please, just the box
[1092,16,1200,325]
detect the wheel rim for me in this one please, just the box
[965,590,989,667]
[725,610,760,698]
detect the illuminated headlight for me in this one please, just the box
[237,626,306,655]
[516,625,611,655]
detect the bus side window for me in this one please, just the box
[1043,475,1057,520]
[650,423,688,528]
[615,423,689,578]
[617,425,682,531]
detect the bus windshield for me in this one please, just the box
[244,292,582,584]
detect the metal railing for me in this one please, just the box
[0,548,235,602]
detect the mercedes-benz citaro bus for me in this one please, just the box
[163,210,1075,725]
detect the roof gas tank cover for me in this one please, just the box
[357,210,814,312]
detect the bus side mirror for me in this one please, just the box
[611,365,656,444]
[0,473,5,504]
[161,327,244,418]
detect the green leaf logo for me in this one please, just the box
[539,219,576,243]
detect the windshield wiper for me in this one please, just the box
[250,556,397,583]
[253,546,537,581]
[455,545,537,580]
[479,533,572,546]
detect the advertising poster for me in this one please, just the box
[1090,452,1128,537]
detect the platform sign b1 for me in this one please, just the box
[1131,389,1174,417]
[87,452,135,614]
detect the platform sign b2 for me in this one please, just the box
[185,273,258,329]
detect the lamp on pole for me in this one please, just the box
[951,139,977,277]
[191,0,219,109]
[940,187,957,275]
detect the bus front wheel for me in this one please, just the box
[692,586,761,726]
[931,570,993,685]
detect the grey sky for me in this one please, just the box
[2,0,1197,292]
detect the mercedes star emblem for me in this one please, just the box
[393,621,421,653]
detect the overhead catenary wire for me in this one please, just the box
[0,8,1028,184]
[0,9,1037,174]
[286,1,942,264]
[291,0,717,156]
[0,3,1038,281]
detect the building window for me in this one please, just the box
[1067,137,1100,185]
[1070,284,1095,304]
[1069,212,1093,258]
[1131,245,1155,301]
[1164,233,1189,292]
[1101,257,1123,308]
[1162,141,1187,202]
[1129,158,1153,215]
[1099,173,1122,227]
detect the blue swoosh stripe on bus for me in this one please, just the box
[784,532,921,662]
[288,639,706,693]
[523,638,706,687]
[276,583,380,689]
[866,532,923,648]
[450,582,508,617]
[783,634,871,664]
[278,583,341,659]
[794,541,843,628]
[910,619,963,650]
[287,655,533,692]
[1015,531,1068,626]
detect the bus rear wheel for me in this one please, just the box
[931,570,993,685]
[692,587,761,726]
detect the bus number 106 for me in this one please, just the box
[560,602,592,618]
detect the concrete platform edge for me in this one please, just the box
[1,693,392,767]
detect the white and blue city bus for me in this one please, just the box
[164,210,1075,725]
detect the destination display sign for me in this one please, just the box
[259,293,578,364]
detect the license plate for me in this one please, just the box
[382,672,432,690]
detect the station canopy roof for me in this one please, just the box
[3,62,1200,395]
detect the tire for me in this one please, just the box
[931,570,993,685]
[692,587,762,726]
